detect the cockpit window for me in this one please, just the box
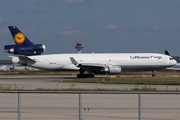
[169,58,173,60]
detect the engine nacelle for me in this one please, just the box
[4,44,46,55]
[104,66,121,74]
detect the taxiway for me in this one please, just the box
[0,75,180,90]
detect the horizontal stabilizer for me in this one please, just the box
[19,55,36,64]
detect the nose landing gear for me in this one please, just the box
[152,70,156,77]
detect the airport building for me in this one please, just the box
[0,60,12,65]
[0,60,38,70]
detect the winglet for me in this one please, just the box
[70,57,78,65]
[165,50,170,56]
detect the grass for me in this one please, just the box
[0,83,27,91]
[1,76,179,92]
[0,84,179,92]
[64,76,180,85]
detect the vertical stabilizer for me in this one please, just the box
[165,50,170,56]
[8,26,33,46]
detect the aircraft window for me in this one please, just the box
[169,58,173,60]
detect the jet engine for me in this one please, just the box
[104,66,121,74]
[4,44,46,55]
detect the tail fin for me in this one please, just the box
[8,26,33,46]
[165,50,170,56]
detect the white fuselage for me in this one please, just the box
[18,53,176,72]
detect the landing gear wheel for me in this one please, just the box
[152,70,156,77]
[152,74,156,77]
[90,74,94,78]
[82,74,86,78]
[77,74,95,78]
[86,74,90,78]
[77,74,82,78]
[82,74,90,78]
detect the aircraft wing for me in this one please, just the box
[70,57,106,70]
[77,63,106,68]
[19,55,36,64]
[77,63,106,72]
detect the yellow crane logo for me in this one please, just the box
[14,33,25,44]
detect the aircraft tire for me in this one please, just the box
[77,74,94,78]
[77,74,82,78]
[152,74,156,77]
[82,74,86,78]
[84,74,89,78]
[90,74,94,78]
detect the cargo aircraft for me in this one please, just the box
[4,26,177,78]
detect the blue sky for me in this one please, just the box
[0,0,179,59]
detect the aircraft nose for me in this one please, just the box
[173,59,177,65]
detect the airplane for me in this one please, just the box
[4,26,177,78]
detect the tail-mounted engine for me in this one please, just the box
[4,44,46,55]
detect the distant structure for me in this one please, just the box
[0,60,38,70]
[75,42,83,53]
[0,60,12,65]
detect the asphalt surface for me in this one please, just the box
[0,93,180,120]
[0,75,180,90]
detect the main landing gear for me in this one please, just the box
[152,70,156,77]
[77,68,95,78]
[77,74,94,78]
